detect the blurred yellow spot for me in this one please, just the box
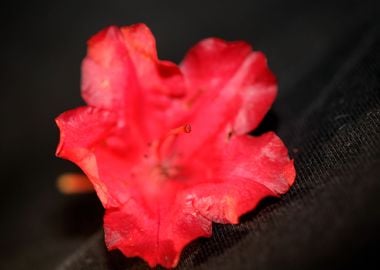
[57,173,94,194]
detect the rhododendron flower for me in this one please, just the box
[56,23,295,268]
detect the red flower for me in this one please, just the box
[56,23,295,268]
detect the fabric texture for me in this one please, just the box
[1,0,379,269]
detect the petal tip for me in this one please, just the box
[87,25,119,47]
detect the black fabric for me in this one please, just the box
[1,1,379,269]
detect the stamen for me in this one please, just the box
[167,124,191,135]
[154,124,191,160]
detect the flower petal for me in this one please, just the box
[82,24,187,141]
[104,183,212,268]
[181,38,252,101]
[120,24,188,137]
[103,132,294,267]
[81,26,137,110]
[56,106,118,205]
[104,196,159,267]
[181,131,294,221]
[154,132,294,266]
[56,106,117,160]
[120,24,186,99]
[178,39,277,157]
[152,178,273,267]
[56,106,146,207]
[213,132,296,194]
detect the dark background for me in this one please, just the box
[1,0,379,269]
